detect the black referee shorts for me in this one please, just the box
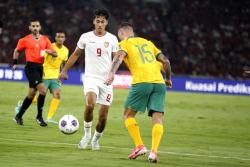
[24,62,43,88]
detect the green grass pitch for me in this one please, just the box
[0,81,250,167]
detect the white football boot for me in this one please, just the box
[78,136,91,149]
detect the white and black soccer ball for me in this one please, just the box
[58,114,79,135]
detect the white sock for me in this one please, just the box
[83,121,92,138]
[92,130,103,142]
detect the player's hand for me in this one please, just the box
[165,79,172,88]
[46,49,57,57]
[45,49,53,54]
[104,72,115,85]
[60,71,68,80]
[13,64,17,70]
[57,78,62,86]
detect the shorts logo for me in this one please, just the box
[106,94,111,102]
[104,42,109,48]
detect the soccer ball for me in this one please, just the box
[58,115,79,135]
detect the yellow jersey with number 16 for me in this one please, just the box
[119,37,165,84]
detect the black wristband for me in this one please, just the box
[13,59,17,65]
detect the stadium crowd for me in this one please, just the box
[1,0,250,79]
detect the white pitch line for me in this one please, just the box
[0,137,249,161]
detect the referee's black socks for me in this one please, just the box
[37,94,46,118]
[16,97,32,118]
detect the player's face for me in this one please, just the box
[118,28,125,40]
[93,16,108,34]
[29,21,41,34]
[55,33,66,45]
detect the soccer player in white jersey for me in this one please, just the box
[60,9,119,150]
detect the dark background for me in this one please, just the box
[0,0,249,80]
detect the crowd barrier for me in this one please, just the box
[0,66,249,96]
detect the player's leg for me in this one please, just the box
[124,83,153,159]
[78,92,97,149]
[124,108,147,159]
[32,94,38,104]
[147,83,166,163]
[14,63,38,125]
[35,65,47,126]
[47,80,61,123]
[91,84,112,150]
[14,87,37,125]
[84,92,97,122]
[36,82,47,126]
[148,112,164,163]
[96,104,109,132]
[91,104,109,150]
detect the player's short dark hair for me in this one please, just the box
[56,31,66,35]
[119,22,133,29]
[93,9,109,20]
[29,18,40,25]
[29,18,40,23]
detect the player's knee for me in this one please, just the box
[39,90,46,96]
[27,90,36,99]
[53,91,60,99]
[123,109,136,120]
[86,103,95,111]
[27,93,36,99]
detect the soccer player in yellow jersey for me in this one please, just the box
[43,32,69,123]
[105,22,172,163]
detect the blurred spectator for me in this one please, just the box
[0,0,93,69]
[1,0,250,79]
[0,20,3,34]
[104,0,250,79]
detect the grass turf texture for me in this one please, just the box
[0,81,249,167]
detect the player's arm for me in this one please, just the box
[156,53,172,88]
[12,48,20,70]
[61,61,66,70]
[104,50,127,85]
[46,49,57,57]
[13,38,25,70]
[45,37,57,57]
[60,47,82,80]
[60,49,69,70]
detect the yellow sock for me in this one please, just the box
[125,118,143,147]
[32,95,38,104]
[47,98,60,119]
[151,124,164,153]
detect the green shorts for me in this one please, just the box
[124,83,166,117]
[44,79,61,93]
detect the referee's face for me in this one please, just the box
[93,16,108,34]
[29,21,41,35]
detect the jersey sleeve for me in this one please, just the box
[64,48,69,61]
[149,41,161,57]
[16,38,26,51]
[77,34,86,49]
[45,37,55,51]
[111,36,119,52]
[119,41,128,55]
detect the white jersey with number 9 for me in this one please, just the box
[77,31,119,81]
